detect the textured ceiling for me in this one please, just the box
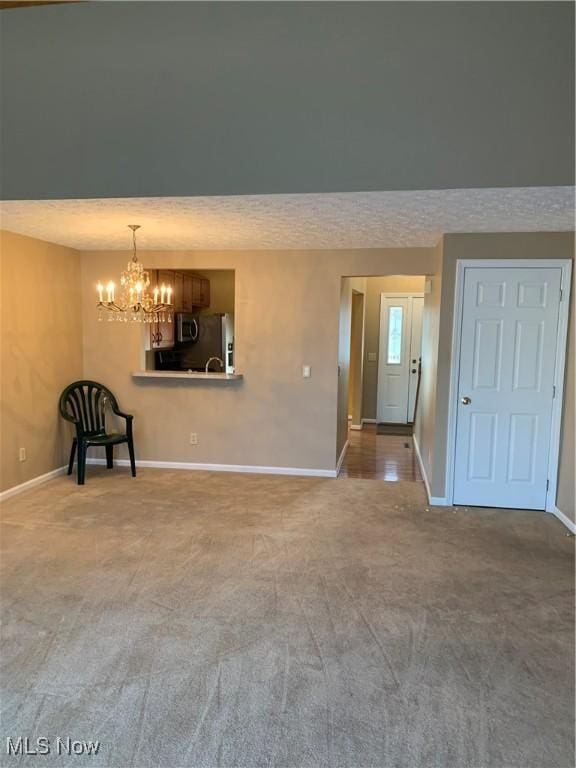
[0,187,573,251]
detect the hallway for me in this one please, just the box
[338,423,424,482]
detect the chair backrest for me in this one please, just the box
[59,380,118,436]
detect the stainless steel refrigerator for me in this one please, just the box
[179,314,234,373]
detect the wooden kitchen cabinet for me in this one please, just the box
[190,275,211,307]
[182,275,193,311]
[191,276,202,306]
[173,271,183,311]
[150,318,174,349]
[200,278,210,307]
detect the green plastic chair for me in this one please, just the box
[59,380,136,485]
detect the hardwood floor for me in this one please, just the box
[338,422,424,482]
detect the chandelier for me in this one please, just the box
[96,225,172,323]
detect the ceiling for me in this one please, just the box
[0,187,573,251]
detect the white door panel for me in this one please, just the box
[385,373,403,407]
[453,267,561,510]
[467,412,498,482]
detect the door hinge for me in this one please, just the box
[560,288,563,301]
[553,385,556,399]
[546,479,550,491]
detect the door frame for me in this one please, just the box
[348,290,366,429]
[377,292,424,423]
[445,259,572,511]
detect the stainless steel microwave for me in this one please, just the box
[176,313,199,343]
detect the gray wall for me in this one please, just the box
[424,232,575,518]
[1,2,573,200]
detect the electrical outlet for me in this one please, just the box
[189,432,198,445]
[302,365,311,378]
[19,447,26,462]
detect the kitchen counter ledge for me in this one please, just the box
[132,371,243,381]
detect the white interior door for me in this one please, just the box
[377,297,410,423]
[453,267,562,510]
[408,296,424,422]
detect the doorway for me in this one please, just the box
[448,261,572,511]
[337,275,427,483]
[377,293,424,424]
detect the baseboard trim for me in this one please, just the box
[412,436,448,506]
[85,458,337,478]
[0,466,67,502]
[412,434,431,498]
[551,506,576,534]
[361,418,377,425]
[429,496,449,506]
[349,424,363,431]
[336,440,350,474]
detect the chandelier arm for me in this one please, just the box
[98,301,123,313]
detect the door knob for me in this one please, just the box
[461,396,472,405]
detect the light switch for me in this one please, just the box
[302,365,311,378]
[368,352,377,362]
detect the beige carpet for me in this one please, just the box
[1,468,574,767]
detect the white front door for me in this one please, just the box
[377,294,423,423]
[453,267,562,510]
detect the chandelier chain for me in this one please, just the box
[129,224,140,263]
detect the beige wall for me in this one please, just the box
[414,244,443,485]
[556,264,575,520]
[362,275,426,421]
[426,232,575,517]
[0,230,82,492]
[337,278,353,460]
[83,249,434,472]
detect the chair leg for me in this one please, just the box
[77,443,87,485]
[67,438,77,475]
[106,445,114,469]
[128,438,136,477]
